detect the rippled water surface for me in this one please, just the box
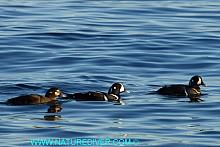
[1,0,220,146]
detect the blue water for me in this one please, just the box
[1,0,220,146]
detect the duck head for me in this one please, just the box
[189,75,206,87]
[45,87,63,100]
[108,83,126,95]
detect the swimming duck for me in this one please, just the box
[63,83,126,102]
[157,75,206,97]
[6,87,63,105]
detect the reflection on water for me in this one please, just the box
[44,115,62,121]
[47,103,62,113]
[44,102,63,121]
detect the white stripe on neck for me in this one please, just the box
[110,94,119,100]
[103,95,108,101]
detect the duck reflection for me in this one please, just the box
[113,99,125,105]
[44,102,62,121]
[189,96,204,102]
[47,103,62,113]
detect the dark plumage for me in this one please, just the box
[6,87,62,105]
[157,75,206,97]
[63,83,126,102]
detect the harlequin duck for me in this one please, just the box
[63,83,126,102]
[157,75,206,97]
[6,87,63,105]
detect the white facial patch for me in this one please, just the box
[120,84,125,92]
[197,77,202,85]
[55,90,60,96]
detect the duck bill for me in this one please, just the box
[59,92,67,98]
[121,88,130,93]
[61,93,75,98]
[124,89,130,93]
[201,81,207,87]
